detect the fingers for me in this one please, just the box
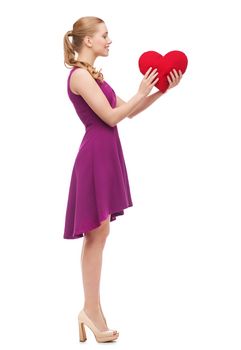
[144,67,158,80]
[148,72,159,89]
[143,67,159,87]
[144,66,153,78]
[169,69,175,81]
[167,68,182,89]
[150,76,159,87]
[153,79,159,88]
[144,67,159,87]
[141,66,183,94]
[139,67,159,96]
[167,74,172,86]
[149,71,159,83]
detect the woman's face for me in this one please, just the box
[90,22,112,56]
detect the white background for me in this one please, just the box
[0,0,240,349]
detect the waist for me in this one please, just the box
[85,122,116,132]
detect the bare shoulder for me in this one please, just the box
[70,68,94,94]
[71,67,89,78]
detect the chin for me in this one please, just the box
[100,53,109,57]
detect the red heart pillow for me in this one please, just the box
[138,50,188,93]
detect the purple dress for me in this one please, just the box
[63,67,133,239]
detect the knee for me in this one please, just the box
[85,216,110,244]
[85,227,109,245]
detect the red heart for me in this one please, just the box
[138,50,188,93]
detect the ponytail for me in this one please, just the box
[63,31,76,67]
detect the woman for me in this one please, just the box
[63,16,182,343]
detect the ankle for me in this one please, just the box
[84,304,101,314]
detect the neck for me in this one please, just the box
[77,49,97,66]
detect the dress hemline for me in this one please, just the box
[63,203,133,240]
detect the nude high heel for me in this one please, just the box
[78,309,119,343]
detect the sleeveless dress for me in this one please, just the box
[63,67,133,239]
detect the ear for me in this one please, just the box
[83,36,92,48]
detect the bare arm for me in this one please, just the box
[70,67,159,127]
[117,68,183,119]
[116,90,163,119]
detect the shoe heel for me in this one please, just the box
[78,321,87,342]
[78,309,119,343]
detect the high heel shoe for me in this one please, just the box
[78,309,119,343]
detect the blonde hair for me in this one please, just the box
[63,16,104,81]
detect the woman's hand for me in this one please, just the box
[167,69,182,90]
[138,67,159,97]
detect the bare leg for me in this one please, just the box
[81,215,116,333]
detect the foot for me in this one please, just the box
[99,304,107,327]
[83,307,118,336]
